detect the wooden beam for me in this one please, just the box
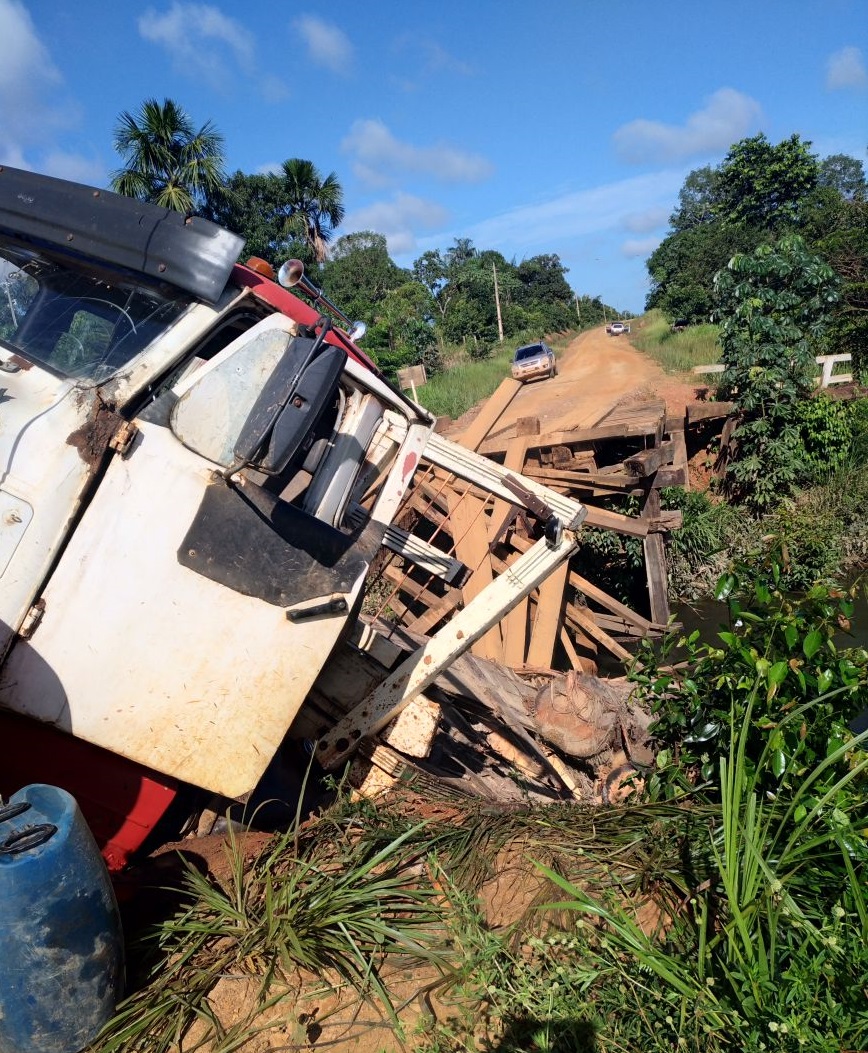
[526,561,570,669]
[643,532,670,626]
[565,602,634,663]
[624,441,675,477]
[582,504,649,537]
[448,491,503,661]
[686,401,736,423]
[457,377,523,451]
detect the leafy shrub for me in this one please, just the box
[632,551,867,805]
[715,236,841,511]
[793,392,854,482]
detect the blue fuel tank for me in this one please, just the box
[0,784,124,1053]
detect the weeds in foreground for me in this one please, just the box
[93,814,449,1052]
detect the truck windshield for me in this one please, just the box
[0,241,191,382]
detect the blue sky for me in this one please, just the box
[1,0,865,312]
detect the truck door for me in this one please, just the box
[0,313,408,799]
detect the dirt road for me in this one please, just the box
[502,326,672,433]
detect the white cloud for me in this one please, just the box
[613,88,763,164]
[342,119,494,188]
[0,0,63,146]
[622,206,669,234]
[455,170,685,253]
[40,150,106,186]
[826,46,867,90]
[621,236,661,258]
[0,0,100,180]
[139,3,256,88]
[293,15,353,74]
[344,193,450,256]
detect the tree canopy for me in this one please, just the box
[646,133,866,363]
[111,98,226,214]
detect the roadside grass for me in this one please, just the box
[630,309,721,378]
[414,332,576,421]
[92,756,867,1052]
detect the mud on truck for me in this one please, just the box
[0,167,585,870]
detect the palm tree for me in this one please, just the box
[111,98,227,214]
[279,159,345,264]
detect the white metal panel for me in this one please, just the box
[0,423,360,798]
[0,363,97,649]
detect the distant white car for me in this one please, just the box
[607,321,631,336]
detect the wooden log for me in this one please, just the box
[457,378,523,451]
[652,467,688,489]
[624,441,675,478]
[686,401,736,423]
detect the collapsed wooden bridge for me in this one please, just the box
[288,378,729,805]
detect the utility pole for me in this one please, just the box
[574,294,581,324]
[492,262,504,343]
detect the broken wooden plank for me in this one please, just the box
[669,430,689,492]
[448,490,503,661]
[565,602,634,664]
[317,532,579,769]
[510,532,657,637]
[457,377,523,451]
[405,588,463,635]
[643,532,670,626]
[487,428,536,543]
[501,550,531,668]
[479,421,659,458]
[582,505,650,537]
[526,561,570,669]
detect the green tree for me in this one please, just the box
[646,220,762,321]
[669,165,722,232]
[714,133,819,232]
[715,235,840,510]
[204,170,308,264]
[111,97,226,214]
[320,232,407,322]
[818,153,867,200]
[367,282,438,377]
[515,253,574,331]
[279,159,345,264]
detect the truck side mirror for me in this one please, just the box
[170,315,345,473]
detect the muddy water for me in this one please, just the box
[675,578,868,650]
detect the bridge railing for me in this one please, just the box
[692,353,852,389]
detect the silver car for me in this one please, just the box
[511,341,557,382]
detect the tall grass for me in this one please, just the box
[630,309,721,378]
[93,809,449,1052]
[532,694,868,1052]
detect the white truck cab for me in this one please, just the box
[0,167,434,866]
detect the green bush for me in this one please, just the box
[793,392,854,482]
